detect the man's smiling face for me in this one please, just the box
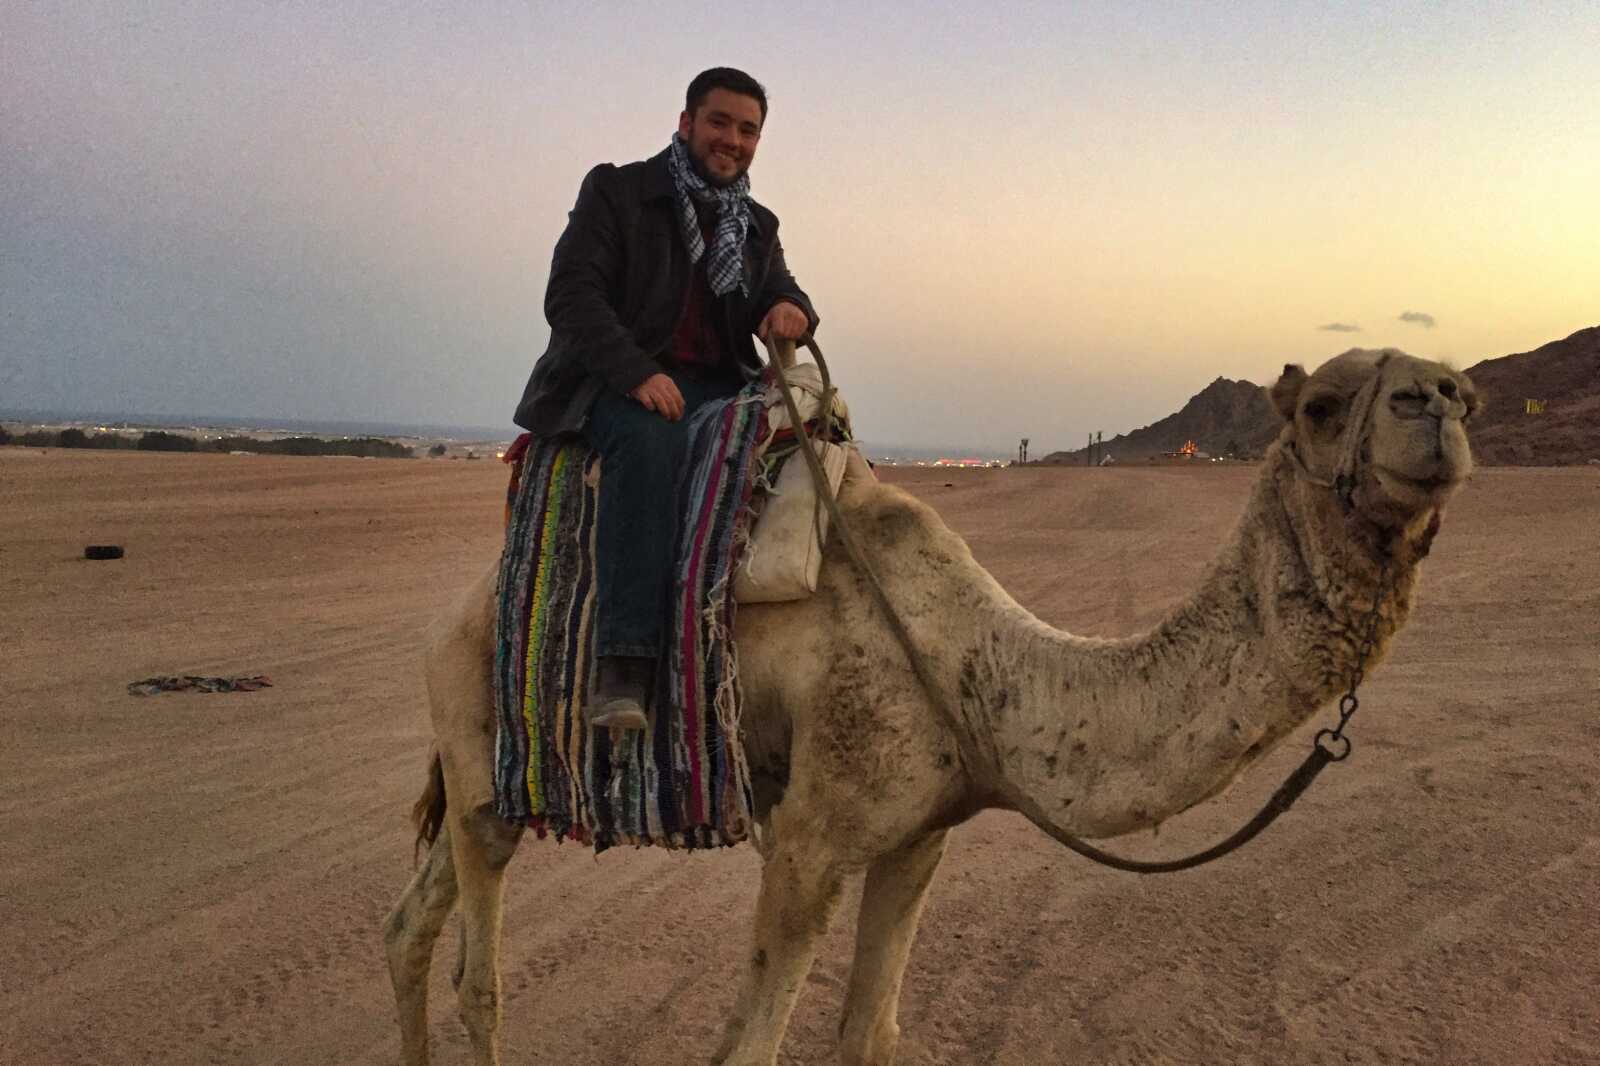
[678,88,763,187]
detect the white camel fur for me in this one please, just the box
[384,349,1477,1065]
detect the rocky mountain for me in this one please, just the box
[1459,326,1600,466]
[1038,325,1600,467]
[1039,377,1279,464]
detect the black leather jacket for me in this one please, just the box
[512,148,819,435]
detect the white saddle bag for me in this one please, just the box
[734,439,850,604]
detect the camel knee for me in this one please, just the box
[458,975,501,1027]
[462,805,523,871]
[839,1014,900,1066]
[444,797,522,875]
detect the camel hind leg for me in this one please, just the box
[384,824,460,1066]
[413,560,523,1061]
[838,829,948,1066]
[449,801,523,1065]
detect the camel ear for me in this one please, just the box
[1271,364,1308,421]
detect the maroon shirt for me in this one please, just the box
[666,222,728,371]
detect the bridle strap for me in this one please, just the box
[1287,354,1391,511]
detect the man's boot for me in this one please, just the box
[585,655,652,730]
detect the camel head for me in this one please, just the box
[1271,349,1477,546]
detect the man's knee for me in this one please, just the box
[597,412,689,471]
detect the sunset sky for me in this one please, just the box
[5,1,1596,452]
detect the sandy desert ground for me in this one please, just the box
[2,447,1597,1066]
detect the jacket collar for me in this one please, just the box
[640,148,677,202]
[640,147,765,235]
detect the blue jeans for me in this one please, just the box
[582,369,743,659]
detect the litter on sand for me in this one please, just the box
[127,675,273,696]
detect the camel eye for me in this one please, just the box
[1302,398,1338,423]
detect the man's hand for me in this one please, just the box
[757,300,809,342]
[629,373,685,421]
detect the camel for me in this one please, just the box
[384,348,1477,1065]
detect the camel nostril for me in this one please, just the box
[1437,379,1457,398]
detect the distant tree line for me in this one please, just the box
[212,435,414,458]
[0,426,414,459]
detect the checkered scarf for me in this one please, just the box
[666,133,751,297]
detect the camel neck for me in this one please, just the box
[900,449,1421,841]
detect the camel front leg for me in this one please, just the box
[838,830,948,1066]
[384,825,460,1066]
[450,803,524,1066]
[714,818,846,1066]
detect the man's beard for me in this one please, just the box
[689,143,745,188]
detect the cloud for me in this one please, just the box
[1317,322,1361,332]
[1398,310,1436,328]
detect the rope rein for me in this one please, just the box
[763,338,1392,874]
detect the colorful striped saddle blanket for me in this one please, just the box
[492,386,767,850]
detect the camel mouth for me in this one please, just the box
[1374,466,1463,498]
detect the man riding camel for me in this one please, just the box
[511,67,820,731]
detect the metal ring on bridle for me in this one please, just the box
[1314,729,1352,762]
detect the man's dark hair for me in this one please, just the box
[686,67,768,124]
